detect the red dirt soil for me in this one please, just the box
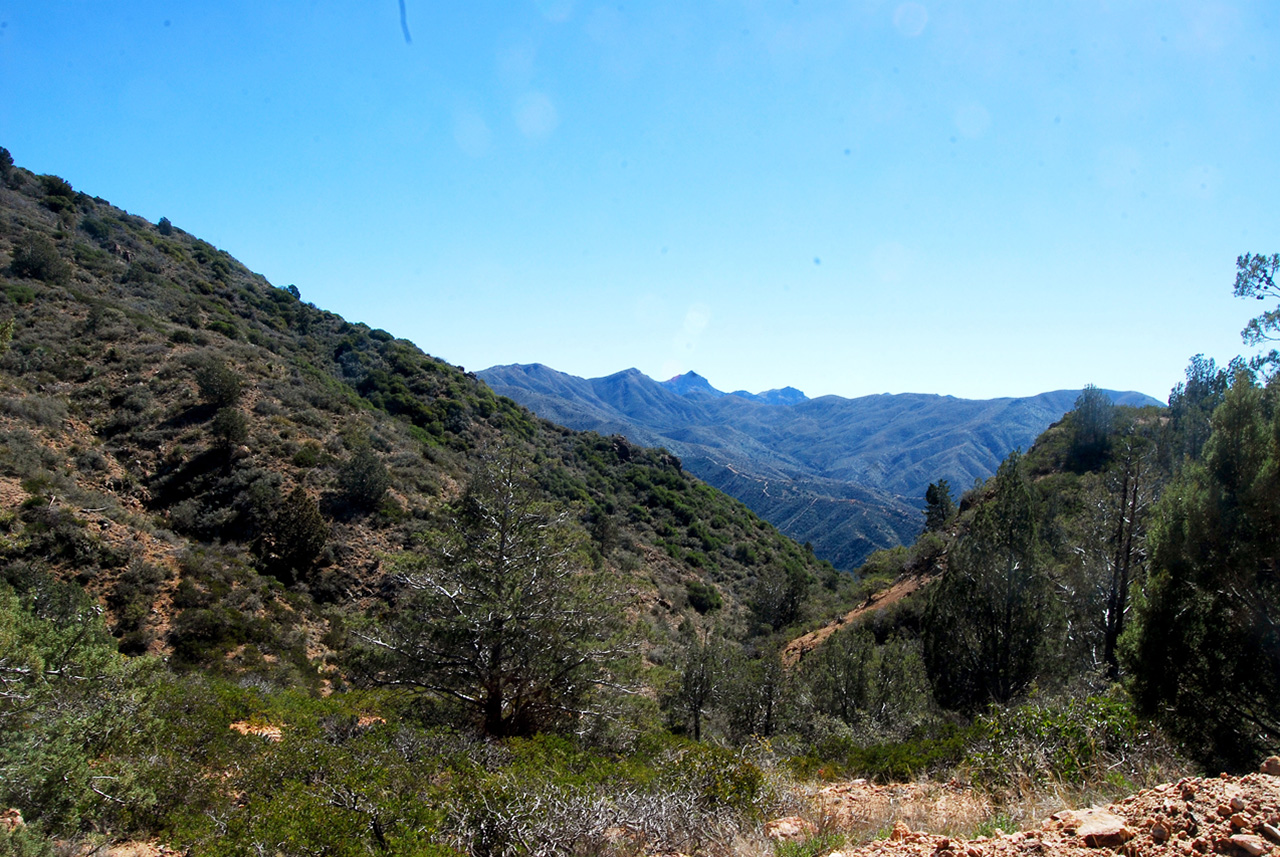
[812,766,1280,857]
[783,574,932,666]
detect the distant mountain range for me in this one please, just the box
[478,364,1164,570]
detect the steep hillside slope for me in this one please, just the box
[0,158,847,679]
[480,362,1161,568]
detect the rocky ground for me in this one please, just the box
[768,758,1280,857]
[9,761,1279,855]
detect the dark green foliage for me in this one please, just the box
[1125,373,1280,771]
[37,175,76,214]
[667,633,729,741]
[193,356,243,407]
[205,318,239,340]
[355,450,629,737]
[923,452,1056,712]
[748,561,810,632]
[719,650,784,741]
[79,215,115,244]
[0,824,56,856]
[337,445,390,512]
[803,624,875,725]
[1067,384,1114,471]
[107,559,168,650]
[0,146,13,184]
[291,441,323,467]
[799,626,931,736]
[790,722,976,783]
[1234,252,1280,369]
[685,579,722,614]
[923,479,955,532]
[966,693,1149,788]
[157,216,173,236]
[211,406,248,446]
[1166,354,1238,464]
[0,577,165,834]
[658,742,765,816]
[9,234,70,284]
[259,487,328,584]
[2,282,33,304]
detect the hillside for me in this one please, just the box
[0,156,851,681]
[479,362,1161,568]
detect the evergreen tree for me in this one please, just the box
[748,561,809,632]
[355,449,629,737]
[260,487,329,583]
[923,480,956,532]
[338,445,389,512]
[670,631,730,742]
[1125,374,1280,770]
[1068,384,1114,471]
[1234,252,1280,370]
[922,451,1055,711]
[803,624,875,726]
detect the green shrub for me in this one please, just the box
[291,442,323,468]
[4,283,36,305]
[193,356,243,407]
[0,823,56,856]
[776,832,846,857]
[965,694,1143,787]
[205,319,239,340]
[37,175,76,213]
[686,579,722,614]
[79,216,114,243]
[659,743,766,817]
[0,396,68,428]
[211,406,249,446]
[338,446,390,512]
[9,235,70,284]
[790,722,977,783]
[260,487,328,584]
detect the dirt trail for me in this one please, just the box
[782,574,932,666]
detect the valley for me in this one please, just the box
[480,363,1161,569]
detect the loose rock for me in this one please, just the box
[1227,834,1270,857]
[764,816,815,842]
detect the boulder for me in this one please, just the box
[1069,808,1135,848]
[1262,757,1280,777]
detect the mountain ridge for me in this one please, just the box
[479,362,1163,569]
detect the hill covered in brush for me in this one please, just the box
[0,152,863,666]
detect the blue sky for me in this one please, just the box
[3,1,1278,400]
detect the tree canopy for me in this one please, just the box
[1125,372,1280,770]
[355,449,631,737]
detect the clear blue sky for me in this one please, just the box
[3,2,1277,400]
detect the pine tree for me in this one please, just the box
[923,451,1056,711]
